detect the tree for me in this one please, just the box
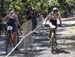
[3,0,75,19]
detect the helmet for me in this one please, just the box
[53,7,58,11]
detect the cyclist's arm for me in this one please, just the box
[16,15,20,26]
[3,15,9,21]
[45,13,51,23]
[3,12,12,21]
[58,12,62,26]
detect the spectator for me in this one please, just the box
[31,10,37,30]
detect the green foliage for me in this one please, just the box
[4,0,21,10]
[49,0,60,6]
[3,0,75,20]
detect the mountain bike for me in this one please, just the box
[6,25,14,54]
[6,24,20,54]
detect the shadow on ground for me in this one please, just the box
[54,48,70,54]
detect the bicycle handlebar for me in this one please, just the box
[43,20,56,28]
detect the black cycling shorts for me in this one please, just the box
[50,19,57,28]
[7,18,16,32]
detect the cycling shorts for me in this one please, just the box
[50,19,57,28]
[7,18,16,32]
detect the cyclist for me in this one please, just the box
[45,7,62,37]
[45,7,62,51]
[3,8,20,46]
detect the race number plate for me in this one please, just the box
[7,26,13,30]
[3,21,7,24]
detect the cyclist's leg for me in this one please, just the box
[32,23,37,30]
[53,29,57,45]
[32,24,36,30]
[12,32,16,46]
[9,32,13,45]
[11,25,17,46]
[49,27,52,38]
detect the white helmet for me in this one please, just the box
[53,7,58,11]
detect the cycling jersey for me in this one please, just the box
[6,11,18,32]
[7,18,16,32]
[46,11,61,28]
[47,11,61,20]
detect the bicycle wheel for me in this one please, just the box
[49,29,54,53]
[51,33,57,54]
[51,33,54,53]
[6,30,11,54]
